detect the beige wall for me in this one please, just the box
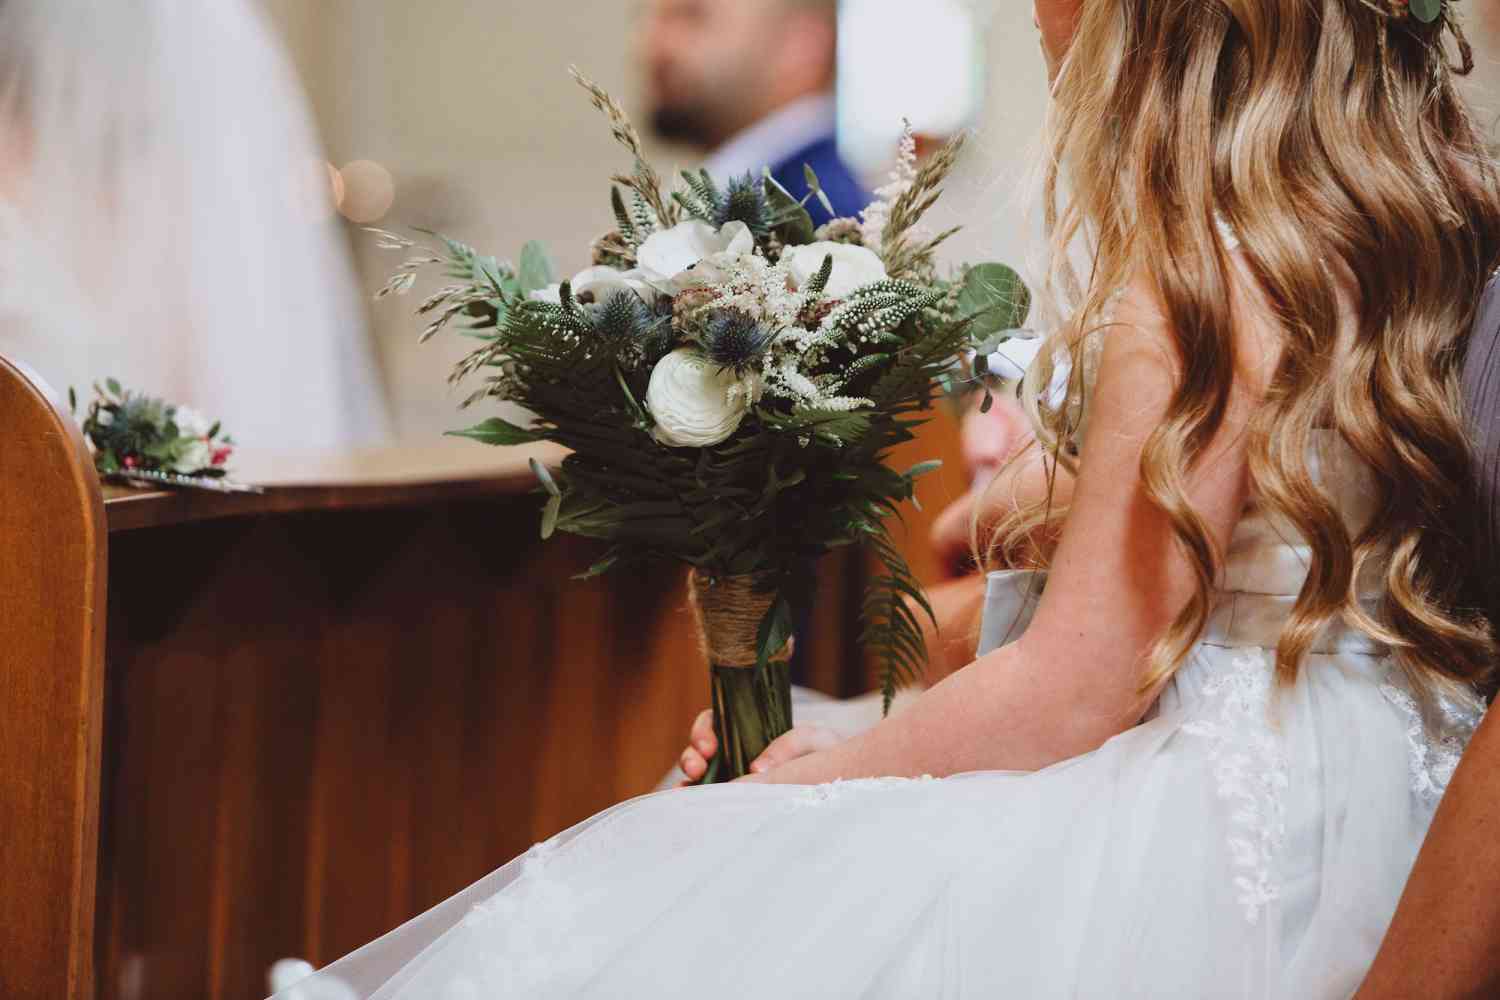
[261,1,674,437]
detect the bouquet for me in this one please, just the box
[376,70,1028,781]
[73,379,242,486]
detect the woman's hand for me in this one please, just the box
[677,709,842,786]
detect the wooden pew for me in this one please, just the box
[0,358,873,999]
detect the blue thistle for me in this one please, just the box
[701,308,775,374]
[640,295,678,365]
[591,290,651,342]
[714,173,771,239]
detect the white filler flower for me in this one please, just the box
[173,405,214,439]
[174,438,213,472]
[637,220,754,293]
[646,348,756,448]
[783,241,887,300]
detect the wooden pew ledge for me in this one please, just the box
[104,438,567,533]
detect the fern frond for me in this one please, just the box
[861,522,935,712]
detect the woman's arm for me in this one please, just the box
[751,276,1273,783]
[1354,706,1500,1000]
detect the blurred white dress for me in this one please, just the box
[0,0,389,450]
[275,430,1485,999]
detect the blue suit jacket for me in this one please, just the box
[768,134,872,227]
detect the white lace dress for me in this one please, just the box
[275,434,1484,1000]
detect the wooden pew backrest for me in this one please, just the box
[0,356,106,998]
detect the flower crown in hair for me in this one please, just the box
[1383,0,1444,24]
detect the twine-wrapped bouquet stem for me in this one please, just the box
[689,570,794,783]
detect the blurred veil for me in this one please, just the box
[0,0,391,449]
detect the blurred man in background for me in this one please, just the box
[638,0,870,224]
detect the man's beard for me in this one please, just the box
[650,104,718,150]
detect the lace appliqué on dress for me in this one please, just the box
[792,775,936,808]
[1182,649,1288,926]
[1378,682,1484,806]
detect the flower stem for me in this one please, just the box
[702,660,792,782]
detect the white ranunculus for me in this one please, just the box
[175,438,213,473]
[528,283,563,304]
[646,348,756,448]
[637,220,755,293]
[784,241,888,300]
[174,405,214,439]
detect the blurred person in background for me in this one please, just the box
[638,0,871,224]
[0,0,391,451]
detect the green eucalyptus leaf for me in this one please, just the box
[762,171,815,246]
[957,263,1031,338]
[105,377,122,397]
[518,241,555,295]
[530,456,562,497]
[446,417,541,446]
[1410,0,1441,22]
[905,460,942,482]
[803,163,835,218]
[574,550,623,580]
[754,595,795,672]
[541,492,561,540]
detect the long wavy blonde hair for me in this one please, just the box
[989,0,1500,694]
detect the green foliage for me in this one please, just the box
[801,253,834,301]
[762,171,816,247]
[518,241,555,295]
[957,263,1031,338]
[446,417,540,445]
[803,163,835,219]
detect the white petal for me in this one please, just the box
[784,242,887,299]
[637,220,721,284]
[528,283,563,304]
[718,221,755,256]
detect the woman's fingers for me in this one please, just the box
[675,709,718,787]
[749,725,840,774]
[690,708,717,758]
[679,745,707,784]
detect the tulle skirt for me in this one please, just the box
[273,623,1481,999]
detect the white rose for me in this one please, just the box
[637,220,755,293]
[646,348,756,448]
[784,242,887,299]
[174,438,213,473]
[174,405,214,439]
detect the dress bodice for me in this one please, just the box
[978,431,1384,657]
